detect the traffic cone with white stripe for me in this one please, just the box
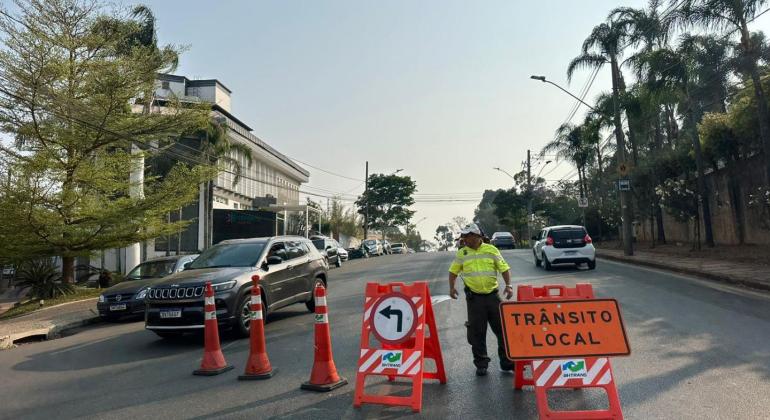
[193,282,233,376]
[301,282,348,392]
[238,275,275,380]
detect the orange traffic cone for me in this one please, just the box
[301,282,348,392]
[193,282,233,376]
[238,275,275,380]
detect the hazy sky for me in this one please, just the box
[128,0,768,240]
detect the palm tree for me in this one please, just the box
[632,40,716,246]
[195,117,254,249]
[677,0,770,183]
[542,123,594,200]
[568,16,636,254]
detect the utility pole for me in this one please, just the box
[526,149,532,245]
[364,161,369,240]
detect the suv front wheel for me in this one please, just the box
[305,277,327,312]
[235,292,267,338]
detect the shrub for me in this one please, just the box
[16,259,74,300]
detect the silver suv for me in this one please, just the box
[533,225,596,270]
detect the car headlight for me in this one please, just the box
[135,288,148,300]
[212,280,237,292]
[98,294,105,303]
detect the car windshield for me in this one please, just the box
[312,239,325,250]
[126,260,177,280]
[392,243,403,248]
[363,240,376,246]
[550,228,586,240]
[188,242,265,269]
[494,232,513,238]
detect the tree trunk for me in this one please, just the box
[685,95,715,247]
[655,202,666,244]
[727,162,746,244]
[741,22,770,185]
[653,112,666,243]
[62,256,75,284]
[611,56,634,256]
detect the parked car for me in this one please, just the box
[532,225,596,270]
[390,242,407,254]
[382,240,392,255]
[362,239,383,256]
[97,254,198,321]
[336,244,349,261]
[348,246,368,259]
[491,231,516,249]
[144,236,328,338]
[313,237,342,268]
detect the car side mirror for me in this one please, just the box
[266,256,283,265]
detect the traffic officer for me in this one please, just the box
[448,223,514,376]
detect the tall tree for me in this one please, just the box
[568,16,636,254]
[631,38,719,246]
[678,0,770,184]
[0,0,213,282]
[542,123,594,199]
[355,173,416,236]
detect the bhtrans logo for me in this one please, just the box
[380,351,403,369]
[560,360,587,379]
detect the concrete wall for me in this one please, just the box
[636,154,770,245]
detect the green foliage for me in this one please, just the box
[15,259,74,300]
[327,198,363,238]
[0,1,215,264]
[356,174,417,232]
[434,225,454,251]
[657,178,699,222]
[473,190,508,235]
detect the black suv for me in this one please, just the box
[144,236,327,338]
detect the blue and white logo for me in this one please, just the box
[560,359,588,379]
[380,351,403,369]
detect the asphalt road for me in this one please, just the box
[2,249,770,419]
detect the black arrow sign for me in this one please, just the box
[379,305,403,332]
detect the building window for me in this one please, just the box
[233,202,239,209]
[161,80,170,90]
[214,195,228,205]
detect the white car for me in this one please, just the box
[337,246,349,261]
[532,225,596,270]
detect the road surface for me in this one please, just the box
[1,249,769,419]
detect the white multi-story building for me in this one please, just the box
[89,74,309,275]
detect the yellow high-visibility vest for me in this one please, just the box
[448,243,510,294]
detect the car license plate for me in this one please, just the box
[109,304,127,311]
[160,309,182,319]
[564,251,577,255]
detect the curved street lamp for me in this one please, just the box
[530,75,598,112]
[493,167,516,181]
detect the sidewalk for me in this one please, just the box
[598,247,770,291]
[0,298,100,350]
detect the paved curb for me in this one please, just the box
[597,252,770,292]
[0,314,102,351]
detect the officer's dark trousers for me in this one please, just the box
[464,288,514,370]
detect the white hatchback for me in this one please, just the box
[532,225,596,270]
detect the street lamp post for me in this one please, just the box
[530,74,633,255]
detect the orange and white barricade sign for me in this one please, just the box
[501,283,630,420]
[353,281,446,413]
